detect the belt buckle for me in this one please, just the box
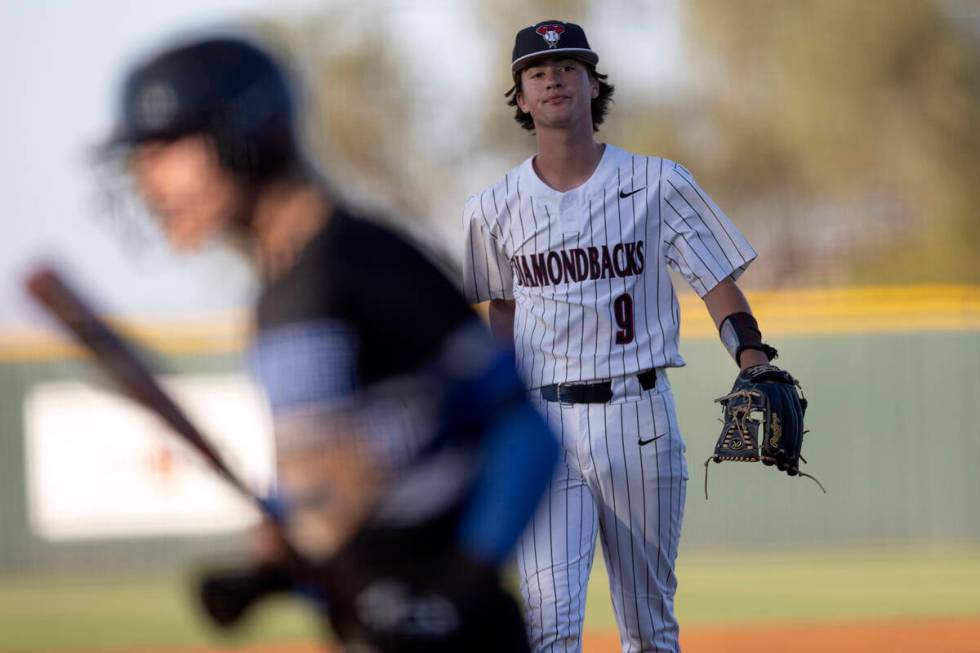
[555,382,576,407]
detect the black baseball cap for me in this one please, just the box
[511,20,599,76]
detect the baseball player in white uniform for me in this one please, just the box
[463,21,777,653]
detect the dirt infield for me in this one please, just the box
[96,616,980,653]
[671,617,980,653]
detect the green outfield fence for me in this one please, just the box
[1,285,979,574]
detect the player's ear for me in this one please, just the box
[590,73,600,99]
[515,89,530,114]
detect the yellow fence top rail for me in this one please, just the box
[0,313,250,362]
[2,285,978,362]
[679,284,980,339]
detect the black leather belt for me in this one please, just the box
[540,369,658,404]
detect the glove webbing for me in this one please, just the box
[703,389,827,499]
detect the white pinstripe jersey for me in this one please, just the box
[463,144,757,388]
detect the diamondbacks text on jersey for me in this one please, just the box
[464,144,757,388]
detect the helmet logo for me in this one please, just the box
[535,24,565,49]
[137,82,178,130]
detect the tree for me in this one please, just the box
[676,0,980,284]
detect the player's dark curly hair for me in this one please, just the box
[505,65,614,133]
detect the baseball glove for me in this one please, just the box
[704,363,824,498]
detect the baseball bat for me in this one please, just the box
[25,265,317,626]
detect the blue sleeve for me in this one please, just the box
[456,397,558,564]
[437,320,559,565]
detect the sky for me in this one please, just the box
[0,0,322,330]
[0,0,681,331]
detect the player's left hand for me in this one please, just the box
[198,561,300,628]
[704,363,824,498]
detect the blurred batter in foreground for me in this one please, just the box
[105,33,558,652]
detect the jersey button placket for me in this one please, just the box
[557,192,581,234]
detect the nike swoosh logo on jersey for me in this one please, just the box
[638,433,666,446]
[619,187,646,199]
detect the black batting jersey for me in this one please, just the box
[252,208,474,462]
[463,144,757,388]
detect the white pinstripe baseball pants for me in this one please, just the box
[518,369,687,653]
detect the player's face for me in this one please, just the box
[129,136,243,251]
[516,58,599,131]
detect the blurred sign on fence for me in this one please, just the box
[23,374,274,540]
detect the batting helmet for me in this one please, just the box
[107,35,300,180]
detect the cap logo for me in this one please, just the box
[535,24,565,49]
[137,82,178,130]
